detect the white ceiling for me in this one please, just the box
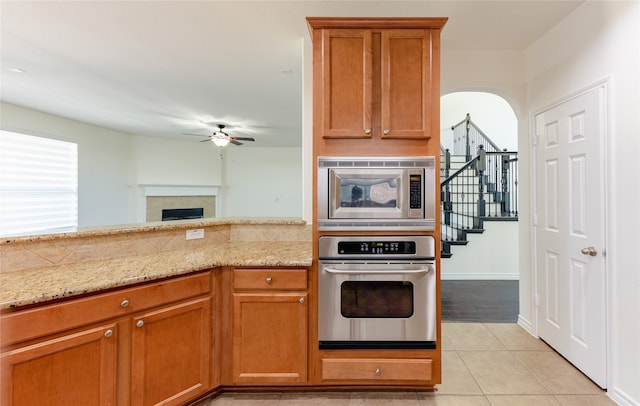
[1,1,584,147]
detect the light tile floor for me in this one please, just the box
[194,323,616,405]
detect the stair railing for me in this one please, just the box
[447,113,502,160]
[440,146,518,256]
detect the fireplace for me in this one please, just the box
[139,185,219,223]
[162,208,204,221]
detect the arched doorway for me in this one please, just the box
[441,91,518,152]
[439,91,520,322]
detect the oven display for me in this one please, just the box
[337,241,417,255]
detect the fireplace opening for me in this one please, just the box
[161,208,204,221]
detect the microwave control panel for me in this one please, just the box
[409,174,423,209]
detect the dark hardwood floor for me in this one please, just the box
[441,280,519,323]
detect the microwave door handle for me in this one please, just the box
[323,267,431,275]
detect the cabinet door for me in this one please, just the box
[130,297,211,406]
[232,292,307,384]
[321,29,373,138]
[1,322,117,406]
[381,29,432,139]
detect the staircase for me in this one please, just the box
[440,115,518,258]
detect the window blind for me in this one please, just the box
[0,130,78,237]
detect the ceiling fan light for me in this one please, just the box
[212,137,230,147]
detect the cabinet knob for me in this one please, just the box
[104,329,113,338]
[383,129,390,135]
[136,320,144,328]
[375,368,381,376]
[364,128,371,134]
[266,277,273,284]
[120,299,129,308]
[299,297,305,304]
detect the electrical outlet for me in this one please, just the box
[186,229,205,240]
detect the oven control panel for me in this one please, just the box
[319,235,435,259]
[337,241,416,255]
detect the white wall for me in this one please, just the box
[132,134,223,186]
[442,221,519,280]
[1,102,305,228]
[525,2,640,405]
[0,102,134,228]
[220,147,303,218]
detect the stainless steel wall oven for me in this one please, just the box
[318,235,436,350]
[317,156,436,231]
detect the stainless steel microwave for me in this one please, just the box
[317,156,436,231]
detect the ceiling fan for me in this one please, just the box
[184,124,255,147]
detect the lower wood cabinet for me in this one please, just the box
[231,268,308,384]
[0,271,212,406]
[1,322,118,405]
[322,357,432,384]
[131,297,211,406]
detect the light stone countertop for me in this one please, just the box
[1,217,307,244]
[0,240,312,310]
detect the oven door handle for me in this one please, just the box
[323,267,431,275]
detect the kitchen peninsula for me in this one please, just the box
[1,219,312,405]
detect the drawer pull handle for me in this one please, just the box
[364,128,371,134]
[375,368,381,376]
[266,277,273,284]
[136,320,144,328]
[104,329,113,338]
[299,298,305,304]
[383,129,390,135]
[120,299,130,308]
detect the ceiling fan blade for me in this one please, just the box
[182,132,210,137]
[199,138,212,143]
[231,137,255,142]
[230,140,243,146]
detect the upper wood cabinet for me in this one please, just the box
[319,28,373,139]
[308,17,447,145]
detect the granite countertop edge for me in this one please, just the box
[1,217,307,245]
[0,241,312,310]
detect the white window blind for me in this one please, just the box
[0,130,78,237]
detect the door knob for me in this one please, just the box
[581,246,597,257]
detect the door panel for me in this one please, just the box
[534,83,607,388]
[322,29,373,138]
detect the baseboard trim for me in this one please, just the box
[441,273,520,281]
[607,386,639,406]
[517,315,535,336]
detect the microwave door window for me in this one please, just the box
[339,178,398,208]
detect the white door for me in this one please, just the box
[534,83,607,388]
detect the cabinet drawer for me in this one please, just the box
[1,272,211,346]
[233,268,307,291]
[322,358,432,382]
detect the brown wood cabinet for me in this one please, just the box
[231,268,308,384]
[308,17,446,388]
[1,321,118,405]
[322,357,432,383]
[308,17,447,157]
[0,272,212,406]
[130,297,211,406]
